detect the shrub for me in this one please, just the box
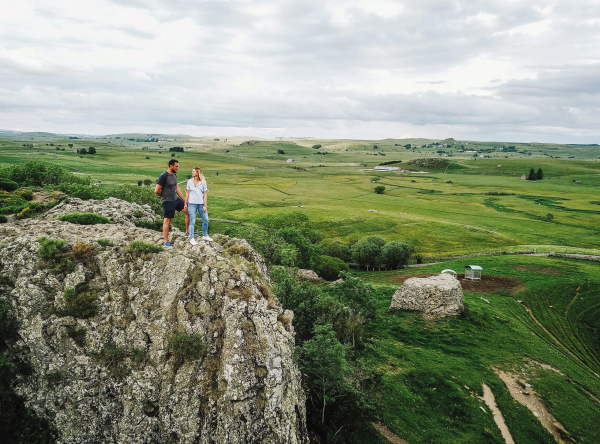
[14,189,33,201]
[128,241,163,256]
[138,180,143,186]
[168,332,207,364]
[15,207,31,219]
[96,238,114,247]
[312,144,322,149]
[58,213,112,225]
[0,215,6,224]
[135,219,163,231]
[2,161,90,187]
[277,149,285,154]
[0,179,18,192]
[133,209,145,217]
[60,286,99,319]
[38,237,67,261]
[143,179,152,187]
[374,185,385,194]
[71,240,95,260]
[317,255,350,281]
[66,325,87,347]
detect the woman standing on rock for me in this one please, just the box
[185,167,212,245]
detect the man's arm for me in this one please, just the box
[176,185,185,201]
[155,184,162,196]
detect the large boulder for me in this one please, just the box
[389,273,463,318]
[0,207,308,443]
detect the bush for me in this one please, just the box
[97,238,114,247]
[135,219,163,231]
[351,236,386,270]
[128,241,163,256]
[138,180,143,186]
[60,286,99,319]
[277,149,285,154]
[2,161,90,187]
[0,179,18,192]
[317,255,349,281]
[322,240,352,262]
[70,240,95,260]
[14,189,33,201]
[58,213,113,225]
[0,215,6,223]
[312,144,322,149]
[168,332,207,364]
[38,237,67,261]
[374,185,385,194]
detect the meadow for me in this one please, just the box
[0,135,598,256]
[0,133,598,443]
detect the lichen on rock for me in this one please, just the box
[0,198,308,443]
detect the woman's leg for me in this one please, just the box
[188,204,198,239]
[201,208,209,236]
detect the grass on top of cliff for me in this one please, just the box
[344,255,599,444]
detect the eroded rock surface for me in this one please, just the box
[389,273,463,318]
[43,197,158,227]
[0,210,307,443]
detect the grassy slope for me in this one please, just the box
[353,255,599,443]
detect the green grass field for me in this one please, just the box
[0,133,598,443]
[1,136,598,256]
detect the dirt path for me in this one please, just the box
[372,422,410,444]
[480,383,514,444]
[495,370,571,444]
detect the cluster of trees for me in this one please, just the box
[137,179,153,187]
[527,168,544,180]
[169,146,184,152]
[271,269,380,441]
[127,137,158,142]
[77,147,96,155]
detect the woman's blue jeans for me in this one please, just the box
[188,203,208,237]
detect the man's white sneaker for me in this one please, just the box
[202,235,213,242]
[189,238,198,246]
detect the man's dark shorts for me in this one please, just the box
[162,198,185,219]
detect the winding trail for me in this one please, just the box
[372,423,409,444]
[480,383,514,444]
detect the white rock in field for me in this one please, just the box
[389,273,464,318]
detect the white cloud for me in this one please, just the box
[0,0,598,142]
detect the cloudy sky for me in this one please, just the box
[1,0,598,142]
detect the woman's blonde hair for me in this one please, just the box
[192,167,207,187]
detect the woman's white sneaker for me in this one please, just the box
[189,238,198,246]
[202,235,213,242]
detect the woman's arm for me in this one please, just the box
[202,191,208,211]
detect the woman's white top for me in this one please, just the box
[186,179,208,204]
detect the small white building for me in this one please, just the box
[464,265,482,280]
[374,166,399,172]
[286,159,294,163]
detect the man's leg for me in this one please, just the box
[163,218,171,243]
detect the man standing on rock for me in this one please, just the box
[155,159,188,247]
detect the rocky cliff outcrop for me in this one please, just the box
[389,273,463,318]
[0,199,308,443]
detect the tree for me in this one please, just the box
[374,185,385,194]
[277,149,285,154]
[312,144,322,149]
[317,255,349,281]
[377,241,413,270]
[537,168,543,180]
[88,146,96,154]
[68,144,73,148]
[143,179,152,187]
[351,237,385,270]
[528,168,536,180]
[298,324,350,427]
[137,180,143,187]
[78,148,87,155]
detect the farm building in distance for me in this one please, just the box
[374,166,399,172]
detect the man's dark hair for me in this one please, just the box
[168,159,179,167]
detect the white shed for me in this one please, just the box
[286,159,294,163]
[464,265,482,280]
